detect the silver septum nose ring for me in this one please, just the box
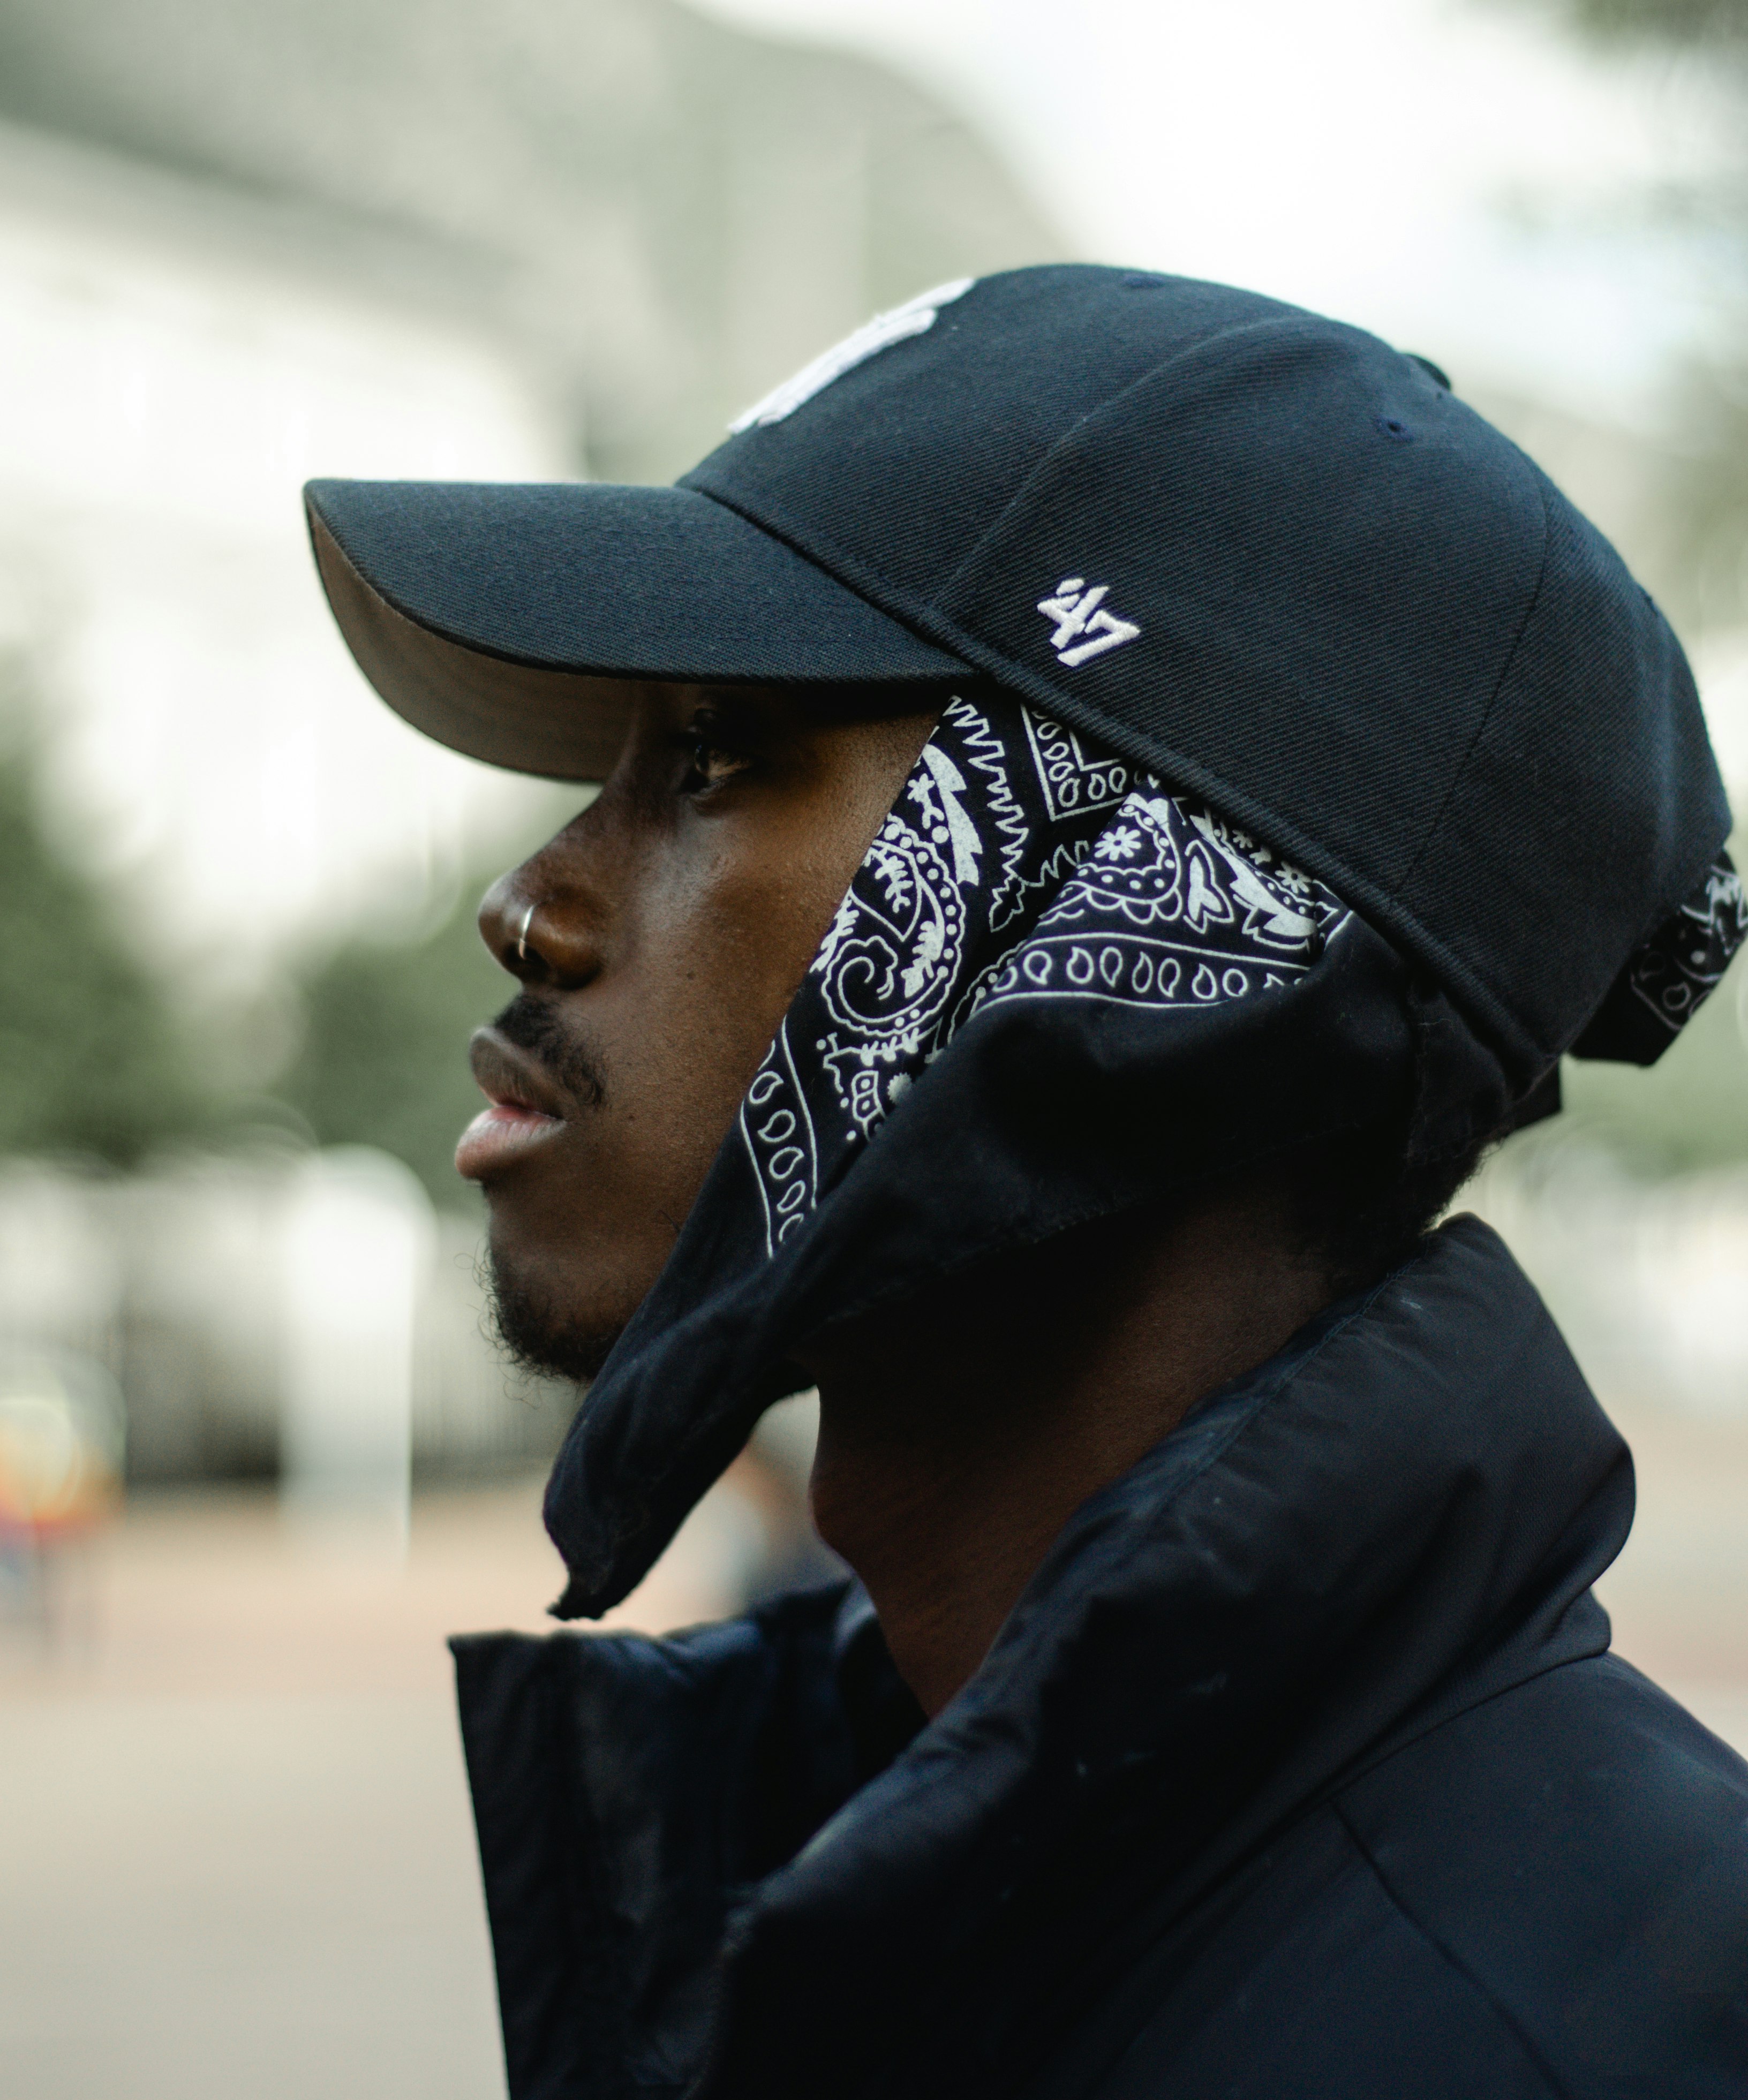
[516,903,537,963]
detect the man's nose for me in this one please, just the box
[478,863,605,989]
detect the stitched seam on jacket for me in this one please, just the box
[1317,1640,1617,1808]
[1331,1799,1576,2100]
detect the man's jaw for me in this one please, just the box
[461,996,627,1379]
[485,1240,625,1385]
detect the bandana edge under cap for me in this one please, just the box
[540,693,1739,1618]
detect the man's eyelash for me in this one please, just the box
[681,727,754,791]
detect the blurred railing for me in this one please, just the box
[0,1149,575,1501]
[3,1134,1746,1530]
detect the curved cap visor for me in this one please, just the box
[306,478,968,781]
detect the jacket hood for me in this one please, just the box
[454,1216,1634,2100]
[540,688,1505,1621]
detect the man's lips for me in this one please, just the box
[456,1027,569,1182]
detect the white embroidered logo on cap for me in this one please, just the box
[728,278,975,432]
[1036,578,1141,667]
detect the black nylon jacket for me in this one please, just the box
[453,1218,1748,2098]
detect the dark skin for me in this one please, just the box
[466,682,1336,1717]
[799,1190,1331,1717]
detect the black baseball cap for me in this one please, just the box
[306,263,1729,1092]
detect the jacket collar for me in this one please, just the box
[703,1217,1631,2096]
[455,1217,1632,2099]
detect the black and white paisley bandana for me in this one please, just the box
[1572,853,1746,1065]
[739,693,1349,1255]
[544,691,1424,1615]
[542,692,1741,1616]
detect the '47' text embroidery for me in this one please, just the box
[1037,577,1141,667]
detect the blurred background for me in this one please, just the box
[1,0,1746,2093]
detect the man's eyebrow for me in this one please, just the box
[688,686,765,714]
[683,684,779,725]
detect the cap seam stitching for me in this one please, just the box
[1391,469,1553,920]
[928,312,1389,606]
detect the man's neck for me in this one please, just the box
[801,1188,1334,1718]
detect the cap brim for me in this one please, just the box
[306,479,968,781]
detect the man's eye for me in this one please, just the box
[681,735,754,794]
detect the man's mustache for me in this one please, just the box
[492,994,609,1109]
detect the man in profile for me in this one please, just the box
[307,267,1748,2098]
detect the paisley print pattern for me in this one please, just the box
[1568,849,1746,1066]
[739,693,1348,1255]
[1621,856,1746,1037]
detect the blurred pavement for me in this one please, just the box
[2,1406,1745,2100]
[0,1479,745,2100]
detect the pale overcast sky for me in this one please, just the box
[5,0,1732,968]
[697,0,1722,420]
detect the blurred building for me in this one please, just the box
[0,0,1059,1490]
[0,0,1060,985]
[1,0,1745,1499]
[0,0,1059,483]
[0,1150,574,1487]
[0,117,569,993]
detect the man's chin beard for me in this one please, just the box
[485,1249,624,1385]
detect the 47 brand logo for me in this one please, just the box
[1036,577,1141,668]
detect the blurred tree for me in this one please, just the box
[1515,0,1748,632]
[278,868,524,1210]
[1564,964,1748,1174]
[1489,0,1748,1171]
[1548,0,1747,40]
[0,745,210,1165]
